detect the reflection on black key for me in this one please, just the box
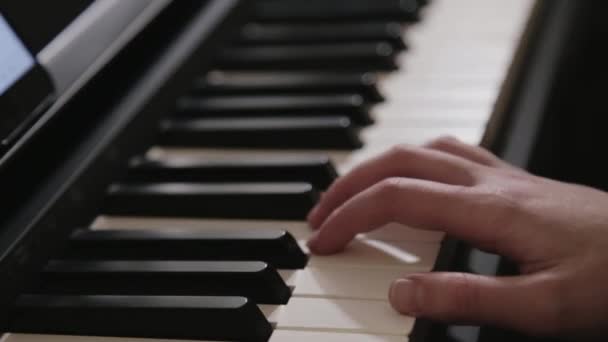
[127,155,338,189]
[177,94,373,125]
[103,182,318,220]
[65,228,308,269]
[37,260,291,304]
[10,294,271,341]
[159,116,362,150]
[216,42,397,71]
[254,0,419,22]
[193,71,384,103]
[240,22,406,50]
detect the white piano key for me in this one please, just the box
[93,217,441,270]
[93,216,444,243]
[270,330,405,342]
[359,126,485,146]
[261,297,414,335]
[377,90,498,111]
[280,265,405,300]
[93,216,315,239]
[413,0,533,40]
[302,239,440,270]
[2,318,409,342]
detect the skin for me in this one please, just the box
[306,136,608,340]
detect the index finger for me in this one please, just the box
[307,145,480,229]
[308,177,520,257]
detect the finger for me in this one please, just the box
[389,272,562,336]
[424,136,513,169]
[308,178,517,255]
[307,145,479,229]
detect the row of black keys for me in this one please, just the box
[161,1,422,150]
[11,189,316,341]
[9,1,427,341]
[37,228,306,299]
[167,74,380,150]
[224,0,418,70]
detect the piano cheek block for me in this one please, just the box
[8,295,273,341]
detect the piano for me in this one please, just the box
[0,0,596,341]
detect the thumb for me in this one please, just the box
[389,272,561,336]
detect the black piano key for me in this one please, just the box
[127,155,338,189]
[159,116,362,150]
[37,260,291,304]
[176,94,373,125]
[193,71,384,103]
[254,0,419,22]
[103,182,318,220]
[216,42,398,72]
[10,294,272,341]
[65,228,308,269]
[239,22,406,51]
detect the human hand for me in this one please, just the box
[306,136,608,339]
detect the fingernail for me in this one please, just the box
[389,278,420,315]
[306,234,320,253]
[307,205,320,228]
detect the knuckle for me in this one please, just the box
[466,186,524,249]
[448,273,481,318]
[376,178,404,204]
[377,177,407,195]
[387,144,417,160]
[375,177,410,218]
[425,135,459,149]
[475,185,523,224]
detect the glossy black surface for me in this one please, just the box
[215,42,398,71]
[64,228,308,269]
[253,0,419,22]
[36,260,291,304]
[103,182,318,220]
[127,155,338,189]
[191,71,384,103]
[159,116,362,149]
[9,294,272,341]
[238,22,406,50]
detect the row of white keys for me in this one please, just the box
[2,0,535,341]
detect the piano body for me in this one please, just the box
[0,0,603,341]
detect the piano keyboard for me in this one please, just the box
[1,0,534,341]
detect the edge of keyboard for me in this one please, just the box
[0,0,250,328]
